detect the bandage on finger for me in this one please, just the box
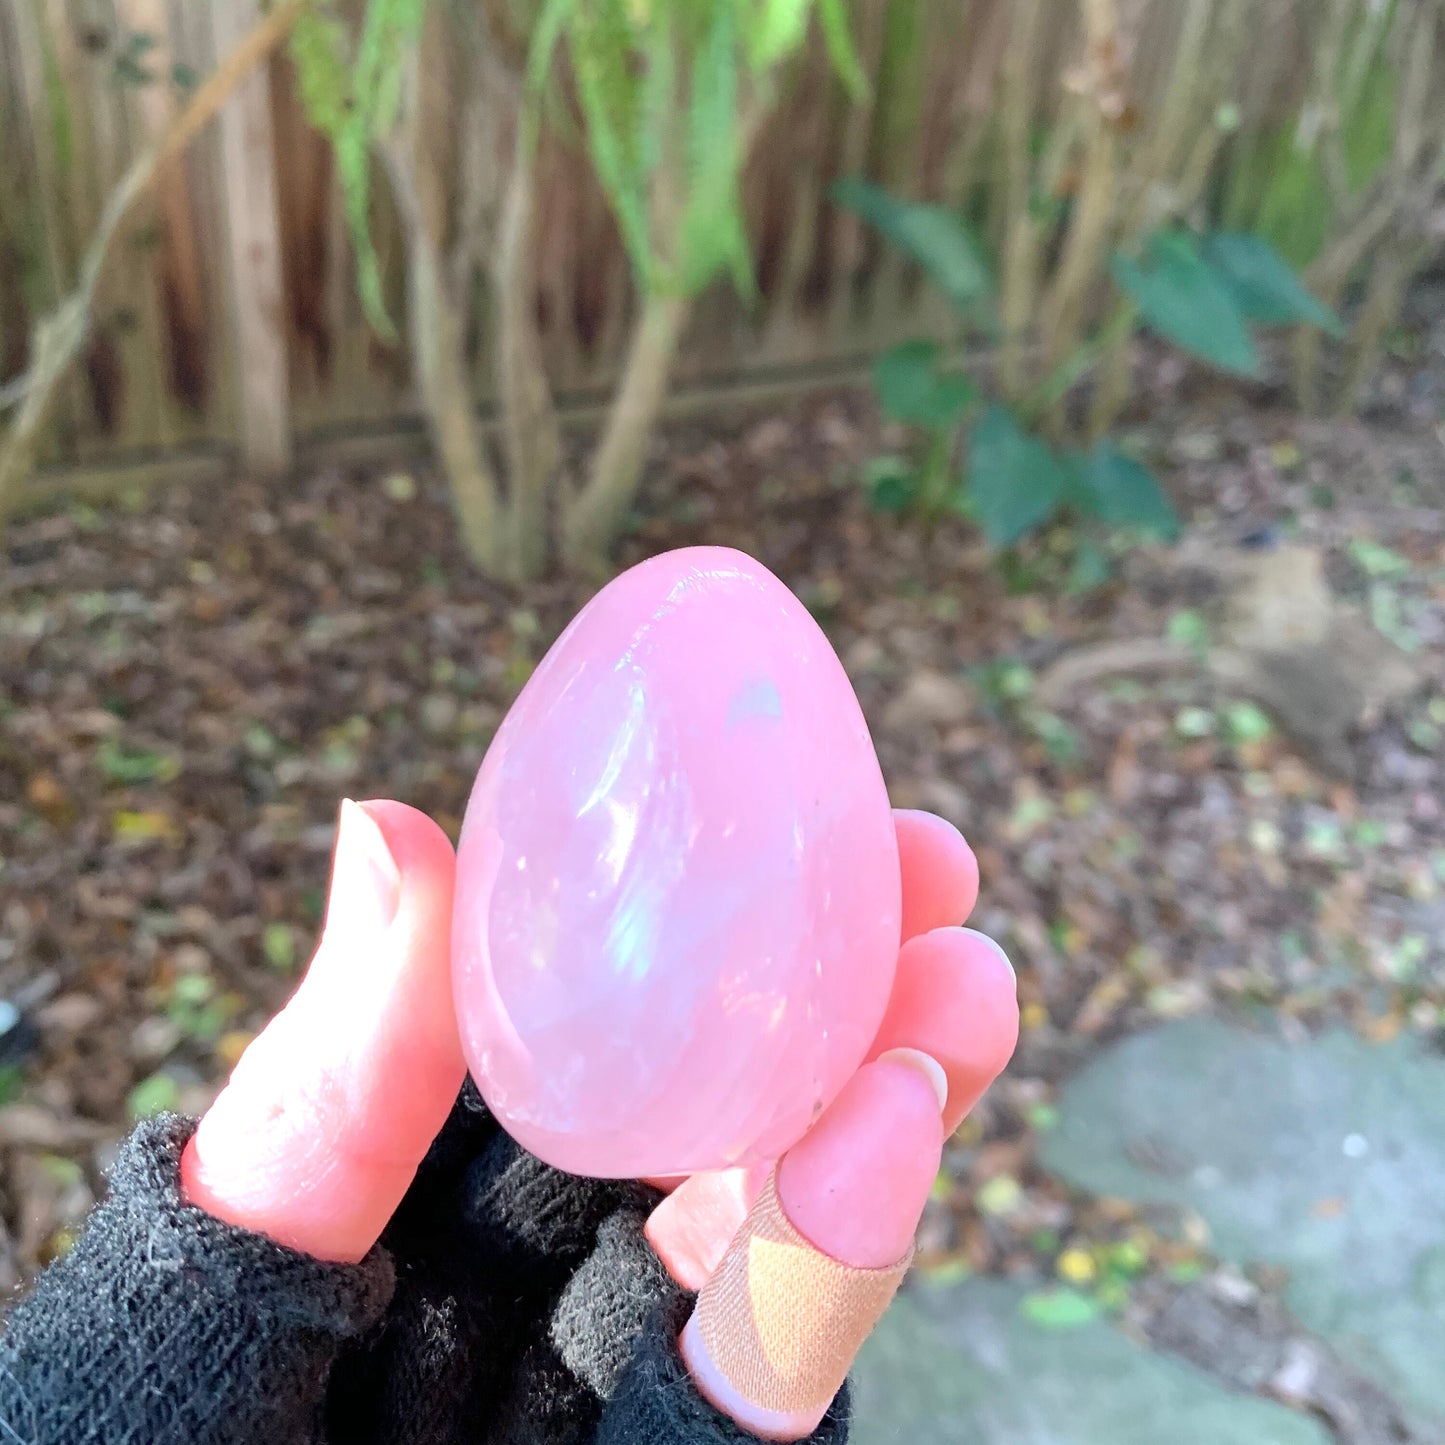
[679,1055,945,1441]
[682,1172,911,1439]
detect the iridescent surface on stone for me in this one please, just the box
[453,547,901,1178]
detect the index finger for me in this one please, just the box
[895,810,980,942]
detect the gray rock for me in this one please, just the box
[1042,1020,1445,1427]
[1039,546,1422,775]
[852,1278,1329,1445]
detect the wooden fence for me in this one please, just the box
[0,0,1439,482]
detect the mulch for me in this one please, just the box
[1,331,1442,1297]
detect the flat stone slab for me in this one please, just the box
[1041,1019,1445,1427]
[852,1278,1328,1445]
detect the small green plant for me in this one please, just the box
[1020,1287,1101,1329]
[97,736,182,786]
[291,0,425,338]
[835,180,1340,581]
[261,922,298,973]
[127,1070,182,1120]
[288,0,866,578]
[164,973,235,1043]
[528,0,864,299]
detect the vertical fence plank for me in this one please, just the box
[0,6,36,398]
[0,9,27,391]
[54,0,130,454]
[113,0,212,444]
[4,0,89,455]
[100,0,171,451]
[822,0,889,340]
[208,0,290,475]
[169,0,236,445]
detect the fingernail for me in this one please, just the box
[876,1047,949,1112]
[332,799,402,934]
[776,1060,943,1269]
[961,927,1015,988]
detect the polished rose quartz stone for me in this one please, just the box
[452,546,901,1178]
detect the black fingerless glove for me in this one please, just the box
[0,1114,394,1444]
[0,1086,851,1445]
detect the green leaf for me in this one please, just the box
[1021,1288,1102,1330]
[1104,1239,1149,1280]
[1112,231,1259,376]
[569,7,671,290]
[1348,537,1411,579]
[971,658,1035,704]
[1202,232,1343,336]
[1167,1259,1207,1285]
[1369,581,1420,652]
[965,407,1068,548]
[127,1072,180,1120]
[833,179,992,312]
[526,0,578,94]
[862,457,918,514]
[1167,609,1211,655]
[872,341,974,429]
[1030,711,1083,765]
[98,737,181,785]
[1069,443,1180,540]
[262,922,297,973]
[291,12,351,137]
[289,1,424,340]
[976,1175,1022,1216]
[817,0,868,98]
[678,6,752,296]
[1343,53,1398,192]
[1253,143,1331,268]
[356,0,425,138]
[748,0,811,70]
[1224,700,1274,744]
[170,974,214,1008]
[1408,718,1441,753]
[1027,1102,1060,1132]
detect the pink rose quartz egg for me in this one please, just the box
[452,547,901,1178]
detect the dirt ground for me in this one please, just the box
[1,312,1442,1312]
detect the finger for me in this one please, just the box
[867,926,1019,1135]
[181,800,464,1264]
[645,1163,770,1292]
[774,1054,944,1267]
[680,1056,945,1441]
[648,928,1017,1286]
[894,810,979,942]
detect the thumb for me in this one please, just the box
[180,800,465,1264]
